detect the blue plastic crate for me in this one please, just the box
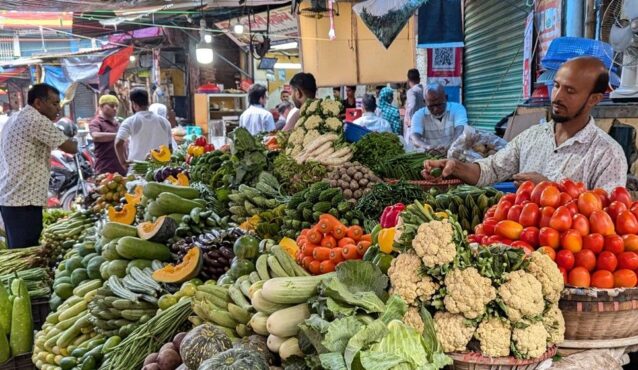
[493,182,517,194]
[184,125,203,137]
[344,122,372,143]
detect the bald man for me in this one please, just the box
[410,83,468,153]
[424,56,627,192]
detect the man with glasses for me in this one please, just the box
[0,83,77,248]
[410,83,467,153]
[239,84,275,135]
[90,94,126,175]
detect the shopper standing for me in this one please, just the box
[89,95,126,175]
[377,87,402,135]
[0,84,77,248]
[239,84,275,135]
[353,95,392,133]
[404,69,425,143]
[284,72,318,131]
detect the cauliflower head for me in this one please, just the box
[403,306,425,334]
[307,100,321,115]
[475,317,511,358]
[321,99,342,117]
[304,115,323,130]
[498,270,545,322]
[526,251,564,304]
[512,321,549,359]
[444,267,496,319]
[433,312,476,353]
[388,252,438,305]
[299,99,312,116]
[325,117,343,131]
[288,128,305,146]
[542,304,565,345]
[412,219,456,268]
[296,116,307,129]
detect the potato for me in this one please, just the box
[158,349,181,370]
[160,342,176,353]
[350,181,360,190]
[343,189,353,199]
[144,353,159,366]
[143,364,161,370]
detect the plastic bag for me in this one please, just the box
[353,0,426,48]
[447,125,508,162]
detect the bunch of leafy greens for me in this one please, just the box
[273,153,328,194]
[229,128,269,187]
[352,132,404,172]
[296,261,450,370]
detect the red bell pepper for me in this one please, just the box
[379,203,405,228]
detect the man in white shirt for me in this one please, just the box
[411,83,468,152]
[404,69,425,142]
[424,57,627,192]
[115,88,172,170]
[353,94,392,133]
[239,84,275,135]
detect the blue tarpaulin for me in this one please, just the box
[43,66,71,100]
[417,0,463,48]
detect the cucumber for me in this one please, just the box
[101,222,138,240]
[116,237,171,261]
[72,280,102,297]
[142,182,200,200]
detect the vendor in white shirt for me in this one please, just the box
[411,83,468,152]
[239,84,275,135]
[353,94,392,133]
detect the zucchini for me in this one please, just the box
[197,284,230,301]
[72,279,102,297]
[267,334,287,353]
[251,289,290,315]
[9,279,32,356]
[249,312,269,336]
[227,303,251,324]
[156,192,204,215]
[266,303,310,338]
[267,256,288,278]
[101,222,138,240]
[116,237,171,261]
[143,182,199,200]
[279,337,303,360]
[261,274,336,305]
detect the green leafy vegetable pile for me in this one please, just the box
[352,133,404,172]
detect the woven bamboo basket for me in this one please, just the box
[560,287,638,340]
[385,178,463,191]
[449,346,557,370]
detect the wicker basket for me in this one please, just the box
[384,178,463,191]
[449,346,557,370]
[560,287,638,340]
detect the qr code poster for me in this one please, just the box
[427,47,462,78]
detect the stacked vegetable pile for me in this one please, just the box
[0,278,33,364]
[188,150,231,188]
[89,173,132,213]
[425,185,502,232]
[227,172,287,226]
[351,132,404,172]
[325,161,381,203]
[148,166,190,185]
[389,201,565,359]
[373,152,441,181]
[0,268,51,299]
[40,211,96,268]
[140,331,186,370]
[273,153,329,194]
[470,180,638,289]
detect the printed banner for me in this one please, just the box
[427,47,462,86]
[535,0,562,61]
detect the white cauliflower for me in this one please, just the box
[511,321,549,359]
[295,116,307,129]
[403,306,425,334]
[388,252,438,305]
[288,128,305,146]
[433,312,476,353]
[498,270,545,322]
[306,100,320,115]
[325,117,343,131]
[444,267,496,319]
[299,99,312,116]
[304,115,323,130]
[321,99,342,117]
[542,304,565,344]
[475,317,511,357]
[412,219,457,268]
[526,251,564,304]
[302,129,321,147]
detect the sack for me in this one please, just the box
[353,0,425,48]
[447,125,508,162]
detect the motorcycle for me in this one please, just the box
[48,120,96,210]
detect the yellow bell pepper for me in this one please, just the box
[435,211,449,219]
[192,146,205,157]
[378,227,396,254]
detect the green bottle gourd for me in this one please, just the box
[9,279,33,356]
[0,283,11,334]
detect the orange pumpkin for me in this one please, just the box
[150,145,171,163]
[107,203,136,225]
[152,247,202,283]
[124,185,143,207]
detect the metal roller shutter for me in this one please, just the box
[72,83,97,121]
[463,0,532,131]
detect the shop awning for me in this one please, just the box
[0,67,29,84]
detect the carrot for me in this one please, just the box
[302,256,313,270]
[341,244,359,260]
[359,234,372,243]
[308,228,323,244]
[300,229,309,237]
[329,249,344,264]
[320,213,342,226]
[309,260,321,275]
[321,235,337,249]
[313,247,331,261]
[346,225,364,241]
[297,238,307,248]
[332,224,348,240]
[356,241,371,256]
[302,243,317,257]
[319,260,336,274]
[317,217,335,234]
[337,237,356,248]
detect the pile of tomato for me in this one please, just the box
[469,179,638,289]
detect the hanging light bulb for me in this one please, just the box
[129,55,136,62]
[204,33,213,43]
[233,23,244,35]
[197,18,214,64]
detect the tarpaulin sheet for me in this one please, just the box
[98,46,133,90]
[43,65,71,100]
[62,48,120,84]
[417,0,463,48]
[0,67,28,84]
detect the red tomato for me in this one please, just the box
[539,207,555,228]
[593,188,610,207]
[564,200,580,216]
[559,192,573,206]
[608,201,628,222]
[501,193,516,204]
[575,182,587,195]
[549,206,573,232]
[561,229,583,253]
[485,206,497,219]
[556,249,575,270]
[511,240,532,250]
[540,186,561,208]
[560,179,582,199]
[474,224,485,235]
[591,270,615,289]
[203,143,215,153]
[520,226,540,247]
[517,180,535,195]
[574,249,597,272]
[568,266,591,287]
[578,192,603,217]
[531,181,555,204]
[494,201,513,221]
[494,220,524,240]
[614,269,638,288]
[538,246,556,260]
[539,227,560,249]
[630,202,638,220]
[485,235,512,245]
[519,203,540,227]
[515,191,531,205]
[597,251,618,272]
[483,217,498,236]
[506,205,523,223]
[590,210,616,236]
[618,251,638,270]
[583,233,605,254]
[623,234,638,253]
[559,266,568,284]
[468,234,486,244]
[572,214,590,236]
[604,234,625,254]
[616,211,638,235]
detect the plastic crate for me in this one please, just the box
[344,122,371,143]
[0,353,36,370]
[493,182,517,194]
[31,297,50,331]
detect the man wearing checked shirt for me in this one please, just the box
[424,56,627,193]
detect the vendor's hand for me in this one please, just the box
[513,172,549,187]
[423,159,459,179]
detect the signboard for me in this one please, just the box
[0,12,72,30]
[214,7,298,49]
[535,0,561,61]
[522,11,534,100]
[426,47,462,86]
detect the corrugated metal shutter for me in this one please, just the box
[72,83,96,121]
[463,0,531,131]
